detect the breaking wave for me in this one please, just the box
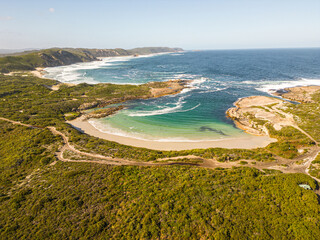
[128,95,200,117]
[256,78,320,93]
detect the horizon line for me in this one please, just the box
[1,46,319,52]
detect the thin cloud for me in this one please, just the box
[0,16,13,21]
[49,8,55,13]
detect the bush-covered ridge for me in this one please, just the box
[0,47,183,73]
[1,134,319,239]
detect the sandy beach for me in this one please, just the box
[67,118,277,150]
[31,67,45,78]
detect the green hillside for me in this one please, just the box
[0,47,182,73]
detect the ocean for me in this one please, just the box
[44,48,320,142]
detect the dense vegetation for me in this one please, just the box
[0,74,153,126]
[0,47,182,73]
[277,91,320,180]
[266,125,315,159]
[1,71,320,238]
[0,121,60,193]
[310,153,320,179]
[286,98,320,143]
[0,121,319,239]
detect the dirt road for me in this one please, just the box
[1,117,319,182]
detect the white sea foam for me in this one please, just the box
[43,52,171,84]
[198,87,228,94]
[180,103,201,112]
[190,77,208,85]
[173,73,200,79]
[179,77,208,94]
[256,78,320,93]
[88,119,151,140]
[43,59,109,84]
[127,93,200,117]
[128,105,183,117]
[179,88,194,94]
[242,80,256,84]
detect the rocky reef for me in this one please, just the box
[75,79,190,120]
[227,96,295,136]
[273,86,320,103]
[82,106,125,120]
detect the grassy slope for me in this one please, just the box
[0,48,98,73]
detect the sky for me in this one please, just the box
[0,0,319,50]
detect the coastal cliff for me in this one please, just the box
[38,49,96,67]
[0,47,183,73]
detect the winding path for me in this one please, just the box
[270,104,319,144]
[1,117,320,182]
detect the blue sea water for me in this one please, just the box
[44,49,320,141]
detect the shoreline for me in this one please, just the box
[68,85,320,151]
[38,52,319,151]
[67,117,277,150]
[31,67,45,78]
[42,51,182,84]
[4,67,45,78]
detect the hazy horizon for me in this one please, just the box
[1,47,320,53]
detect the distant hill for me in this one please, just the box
[0,48,39,55]
[128,47,183,55]
[0,47,183,73]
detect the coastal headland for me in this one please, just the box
[0,47,183,73]
[227,96,295,136]
[227,86,320,144]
